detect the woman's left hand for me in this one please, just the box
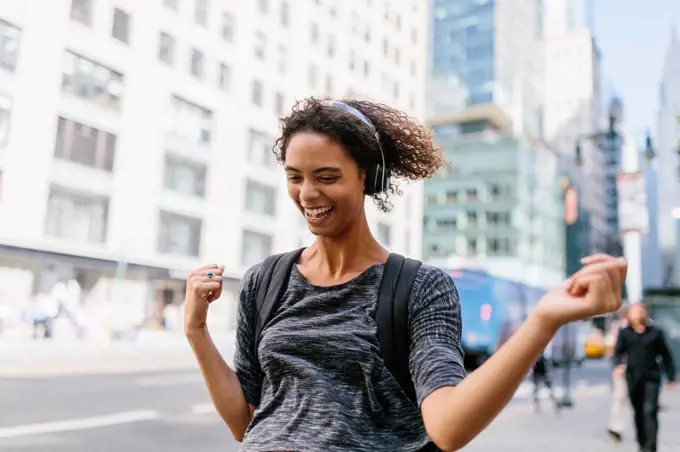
[534,254,628,332]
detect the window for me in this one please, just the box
[245,180,276,216]
[258,0,269,14]
[241,230,272,266]
[349,50,356,71]
[112,8,131,43]
[218,63,231,91]
[164,157,206,196]
[70,0,93,26]
[0,19,21,72]
[0,95,11,147]
[467,238,477,254]
[164,0,178,10]
[280,2,290,26]
[54,117,117,171]
[62,52,124,110]
[310,23,319,44]
[436,218,457,229]
[248,130,278,168]
[195,0,208,26]
[363,61,370,76]
[254,32,266,59]
[221,12,234,41]
[327,35,335,57]
[158,33,175,65]
[445,191,457,203]
[308,64,317,88]
[377,223,391,247]
[158,211,202,257]
[324,75,332,96]
[166,96,213,144]
[275,92,284,116]
[252,80,263,106]
[277,46,287,72]
[45,187,109,244]
[466,211,477,226]
[486,211,510,225]
[190,48,204,78]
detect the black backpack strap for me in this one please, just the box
[254,247,305,348]
[374,253,422,402]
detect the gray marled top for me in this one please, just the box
[233,260,466,452]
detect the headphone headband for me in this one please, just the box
[319,100,389,195]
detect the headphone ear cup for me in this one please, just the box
[364,165,379,195]
[364,164,390,195]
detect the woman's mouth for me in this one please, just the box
[304,206,334,221]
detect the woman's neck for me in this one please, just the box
[306,216,388,277]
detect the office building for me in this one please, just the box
[424,111,565,289]
[0,0,429,332]
[655,27,680,286]
[540,0,609,264]
[428,0,544,137]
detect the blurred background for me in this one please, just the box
[0,0,679,451]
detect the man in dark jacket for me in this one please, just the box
[531,351,558,413]
[613,303,676,452]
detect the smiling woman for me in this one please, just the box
[184,96,627,452]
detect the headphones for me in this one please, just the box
[321,101,391,195]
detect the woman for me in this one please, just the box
[184,98,627,451]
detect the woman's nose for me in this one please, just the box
[299,180,321,203]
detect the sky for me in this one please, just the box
[591,0,679,135]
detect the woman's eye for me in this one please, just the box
[319,177,337,183]
[287,175,302,182]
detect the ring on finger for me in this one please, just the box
[206,271,214,280]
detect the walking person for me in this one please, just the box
[613,303,676,452]
[607,304,630,442]
[531,350,559,413]
[184,97,628,451]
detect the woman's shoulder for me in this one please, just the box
[408,263,460,307]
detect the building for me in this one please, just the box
[423,110,565,289]
[427,0,544,138]
[540,0,610,263]
[655,26,680,287]
[0,0,429,334]
[641,153,664,289]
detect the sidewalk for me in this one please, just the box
[0,329,236,377]
[464,383,680,451]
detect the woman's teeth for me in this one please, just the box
[305,206,333,218]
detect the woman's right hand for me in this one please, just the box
[184,264,225,336]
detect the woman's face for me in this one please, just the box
[284,132,366,238]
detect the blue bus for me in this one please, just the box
[445,268,548,369]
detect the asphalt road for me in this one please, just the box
[0,360,612,452]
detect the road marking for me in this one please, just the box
[135,373,203,387]
[191,403,216,414]
[0,410,159,439]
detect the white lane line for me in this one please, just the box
[0,410,159,439]
[191,403,216,414]
[135,373,203,387]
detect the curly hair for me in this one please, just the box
[274,97,445,212]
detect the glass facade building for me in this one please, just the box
[424,119,566,288]
[431,0,495,107]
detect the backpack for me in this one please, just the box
[253,247,423,402]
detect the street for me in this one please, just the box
[0,360,620,451]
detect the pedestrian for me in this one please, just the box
[184,97,628,451]
[607,304,630,442]
[531,350,559,413]
[613,302,676,452]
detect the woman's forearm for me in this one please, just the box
[187,329,253,441]
[422,314,557,451]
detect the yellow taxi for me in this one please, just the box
[584,330,607,359]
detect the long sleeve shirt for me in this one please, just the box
[612,325,676,383]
